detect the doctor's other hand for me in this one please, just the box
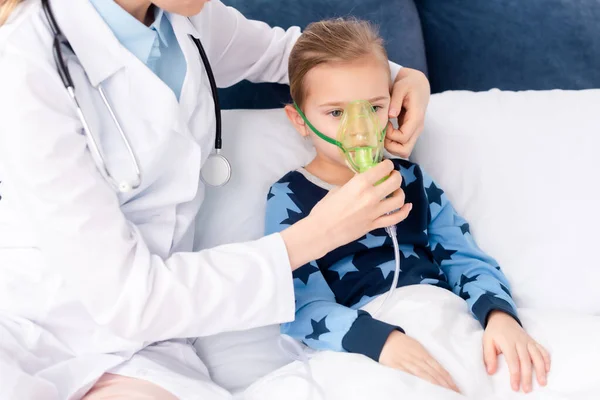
[483,311,551,394]
[386,68,430,159]
[280,160,411,270]
[380,330,460,393]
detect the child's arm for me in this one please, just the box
[420,167,520,328]
[418,168,552,392]
[265,181,403,361]
[283,261,402,361]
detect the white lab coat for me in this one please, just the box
[0,0,302,398]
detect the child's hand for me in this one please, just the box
[483,311,551,393]
[379,330,460,393]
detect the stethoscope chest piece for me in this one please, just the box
[201,152,231,187]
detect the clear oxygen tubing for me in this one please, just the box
[372,224,401,317]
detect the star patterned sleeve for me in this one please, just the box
[265,180,403,361]
[420,168,521,328]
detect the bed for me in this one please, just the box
[193,1,600,399]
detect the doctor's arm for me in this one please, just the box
[0,57,300,342]
[0,56,406,343]
[198,0,408,89]
[195,0,300,87]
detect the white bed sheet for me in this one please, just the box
[242,285,600,400]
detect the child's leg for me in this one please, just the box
[366,285,600,400]
[245,284,600,400]
[362,284,494,398]
[244,285,476,400]
[243,350,467,400]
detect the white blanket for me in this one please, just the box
[242,285,600,400]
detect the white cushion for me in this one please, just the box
[412,89,600,315]
[193,109,313,393]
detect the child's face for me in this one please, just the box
[287,56,391,167]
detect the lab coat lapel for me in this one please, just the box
[50,0,184,141]
[169,14,217,158]
[169,15,204,126]
[126,15,206,145]
[49,0,124,87]
[125,59,185,139]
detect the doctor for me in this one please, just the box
[0,0,429,399]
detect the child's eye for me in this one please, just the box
[329,110,344,118]
[372,105,383,112]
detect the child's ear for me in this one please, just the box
[284,104,309,138]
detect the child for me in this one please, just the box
[265,18,550,394]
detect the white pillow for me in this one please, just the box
[194,108,314,250]
[412,89,600,315]
[193,109,314,393]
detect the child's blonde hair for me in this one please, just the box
[289,18,390,108]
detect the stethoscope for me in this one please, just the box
[41,0,231,193]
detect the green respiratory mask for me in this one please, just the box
[295,100,386,174]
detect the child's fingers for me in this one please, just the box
[503,345,521,392]
[528,342,547,386]
[483,338,498,374]
[517,343,533,393]
[407,364,449,392]
[425,358,460,393]
[537,343,551,372]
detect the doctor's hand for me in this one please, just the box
[280,160,411,270]
[483,311,551,394]
[380,330,460,393]
[386,68,430,158]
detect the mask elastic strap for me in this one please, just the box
[294,103,346,150]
